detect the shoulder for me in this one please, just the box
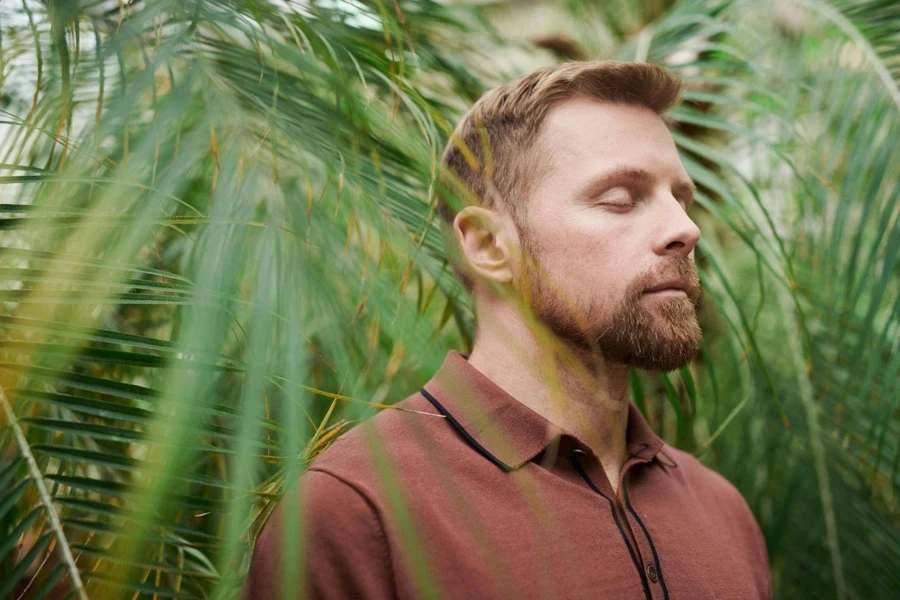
[663,445,750,506]
[660,445,767,542]
[257,469,384,555]
[662,444,770,588]
[305,389,450,489]
[245,469,397,599]
[247,391,452,597]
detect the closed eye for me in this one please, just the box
[596,187,640,207]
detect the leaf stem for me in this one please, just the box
[0,383,89,600]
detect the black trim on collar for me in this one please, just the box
[420,387,513,473]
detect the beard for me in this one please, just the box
[517,229,703,372]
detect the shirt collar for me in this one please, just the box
[420,350,665,472]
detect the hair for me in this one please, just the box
[437,60,685,291]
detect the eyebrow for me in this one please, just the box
[576,166,697,204]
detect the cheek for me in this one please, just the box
[536,218,632,295]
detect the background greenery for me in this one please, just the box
[0,0,897,598]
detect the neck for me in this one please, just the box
[467,298,631,471]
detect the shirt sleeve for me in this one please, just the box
[242,468,396,600]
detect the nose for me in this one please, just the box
[653,199,701,259]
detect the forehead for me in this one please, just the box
[537,97,688,183]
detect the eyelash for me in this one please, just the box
[599,190,640,208]
[599,190,691,210]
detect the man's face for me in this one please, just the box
[513,98,703,371]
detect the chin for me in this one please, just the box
[598,323,703,372]
[630,353,698,372]
[633,333,703,371]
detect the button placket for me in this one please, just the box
[621,472,669,600]
[569,448,654,600]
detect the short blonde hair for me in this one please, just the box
[438,60,684,291]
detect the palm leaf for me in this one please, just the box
[0,0,897,598]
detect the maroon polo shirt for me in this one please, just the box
[244,350,770,599]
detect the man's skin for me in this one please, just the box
[453,97,703,498]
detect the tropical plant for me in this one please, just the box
[0,0,897,598]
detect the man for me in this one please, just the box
[244,61,770,599]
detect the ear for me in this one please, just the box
[453,206,518,286]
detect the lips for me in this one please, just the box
[643,279,687,294]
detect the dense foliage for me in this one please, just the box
[0,0,897,598]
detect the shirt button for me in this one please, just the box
[646,564,658,583]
